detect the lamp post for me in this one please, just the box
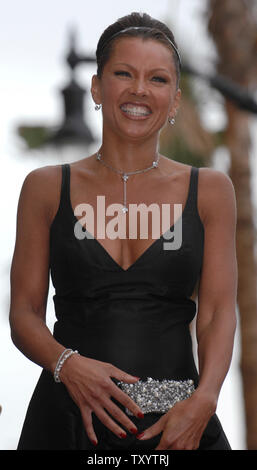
[46,28,96,150]
[17,27,97,156]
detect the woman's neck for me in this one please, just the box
[99,130,160,173]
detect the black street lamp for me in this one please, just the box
[17,28,97,151]
[47,77,95,147]
[47,29,95,148]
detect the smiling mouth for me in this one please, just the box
[120,103,152,117]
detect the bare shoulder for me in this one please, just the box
[22,164,61,189]
[198,166,237,226]
[19,164,63,226]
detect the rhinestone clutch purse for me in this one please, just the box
[117,377,195,415]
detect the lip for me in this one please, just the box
[119,101,152,120]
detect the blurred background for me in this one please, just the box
[1,0,257,450]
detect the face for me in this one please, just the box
[91,37,181,141]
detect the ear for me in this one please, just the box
[91,74,102,105]
[168,87,181,120]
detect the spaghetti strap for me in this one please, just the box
[49,164,72,234]
[186,167,200,215]
[59,164,70,213]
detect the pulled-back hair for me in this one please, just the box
[96,12,181,89]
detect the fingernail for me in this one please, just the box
[133,376,140,379]
[136,432,145,439]
[130,427,138,435]
[137,412,144,419]
[119,432,127,439]
[91,439,97,446]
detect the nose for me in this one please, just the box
[130,77,148,97]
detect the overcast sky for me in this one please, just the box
[0,0,248,450]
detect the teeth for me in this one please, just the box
[121,104,151,116]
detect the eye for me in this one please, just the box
[114,70,131,77]
[151,76,167,83]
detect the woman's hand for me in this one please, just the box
[58,353,144,446]
[137,392,216,450]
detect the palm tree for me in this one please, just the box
[207,0,257,450]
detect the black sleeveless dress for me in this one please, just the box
[17,164,231,450]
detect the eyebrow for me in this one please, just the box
[112,62,171,74]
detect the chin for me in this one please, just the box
[122,131,154,141]
[119,122,159,140]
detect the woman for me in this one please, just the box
[10,12,237,450]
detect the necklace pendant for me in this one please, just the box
[122,174,129,182]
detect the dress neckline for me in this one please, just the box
[68,165,194,272]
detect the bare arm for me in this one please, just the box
[9,166,143,445]
[195,168,238,408]
[9,166,65,372]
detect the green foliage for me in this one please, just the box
[160,136,208,168]
[17,125,53,149]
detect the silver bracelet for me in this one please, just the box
[53,348,78,383]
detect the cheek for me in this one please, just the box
[100,78,125,107]
[155,91,174,115]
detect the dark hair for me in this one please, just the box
[96,12,181,90]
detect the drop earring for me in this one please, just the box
[168,116,175,125]
[95,104,102,111]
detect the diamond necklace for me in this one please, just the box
[96,150,160,213]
